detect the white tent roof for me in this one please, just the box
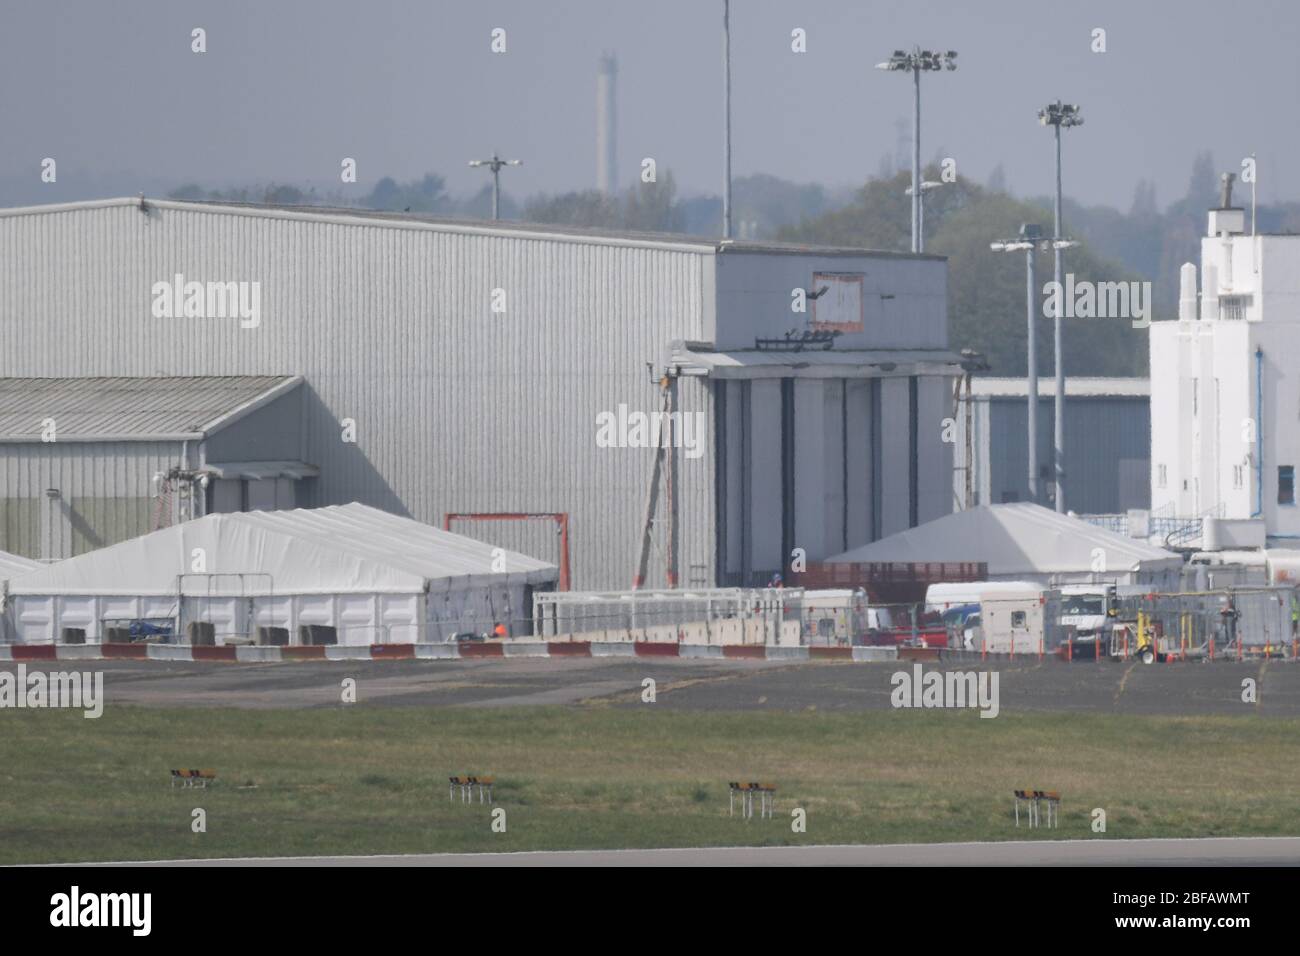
[10,503,558,597]
[827,502,1182,577]
[0,548,40,581]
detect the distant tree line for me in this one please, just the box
[168,151,1300,379]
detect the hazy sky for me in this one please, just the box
[3,0,1297,210]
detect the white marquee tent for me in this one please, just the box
[6,503,558,645]
[0,547,41,643]
[827,502,1183,588]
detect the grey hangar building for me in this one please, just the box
[0,197,961,589]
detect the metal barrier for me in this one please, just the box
[1112,587,1296,660]
[533,588,800,644]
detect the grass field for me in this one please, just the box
[2,704,1298,864]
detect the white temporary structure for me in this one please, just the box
[0,547,41,643]
[828,502,1183,588]
[7,503,558,645]
[0,547,38,580]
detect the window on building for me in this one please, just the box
[1011,611,1027,628]
[1158,464,1167,489]
[1220,295,1253,321]
[1191,378,1198,416]
[1280,466,1295,506]
[1233,465,1244,489]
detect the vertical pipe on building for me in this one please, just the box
[1026,247,1039,504]
[842,384,849,552]
[909,376,919,527]
[714,381,728,586]
[740,381,752,583]
[1052,123,1065,512]
[666,376,679,588]
[780,378,795,575]
[870,378,882,540]
[721,0,732,239]
[1253,347,1264,517]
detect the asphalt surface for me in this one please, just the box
[82,837,1300,867]
[2,656,1295,715]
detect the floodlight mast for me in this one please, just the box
[876,47,957,254]
[468,153,523,220]
[1038,100,1083,511]
[991,224,1046,504]
[905,180,943,252]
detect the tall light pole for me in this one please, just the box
[722,0,733,238]
[876,48,957,253]
[904,180,943,253]
[1038,100,1083,512]
[468,153,522,220]
[992,224,1046,505]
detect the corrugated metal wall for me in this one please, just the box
[978,395,1151,513]
[0,202,708,588]
[0,440,182,558]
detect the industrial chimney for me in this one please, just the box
[596,53,618,194]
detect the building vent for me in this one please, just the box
[187,621,216,646]
[1219,295,1252,321]
[257,626,289,646]
[60,627,86,645]
[298,624,338,646]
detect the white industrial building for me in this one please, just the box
[0,197,961,589]
[1150,179,1300,547]
[5,503,557,645]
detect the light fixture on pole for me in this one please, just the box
[904,180,943,253]
[1037,100,1083,512]
[876,47,957,254]
[468,153,522,220]
[991,223,1047,505]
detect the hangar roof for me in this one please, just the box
[970,377,1150,398]
[670,343,963,378]
[9,503,558,596]
[0,196,946,261]
[827,502,1181,576]
[0,375,301,442]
